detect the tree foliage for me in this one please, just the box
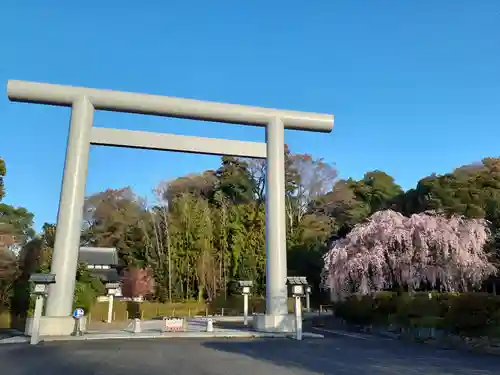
[72,154,500,305]
[311,171,403,238]
[0,204,35,247]
[76,147,338,302]
[322,210,496,300]
[400,157,500,266]
[0,158,35,311]
[121,267,155,298]
[0,248,19,310]
[3,152,500,316]
[0,158,35,253]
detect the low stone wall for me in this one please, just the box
[25,316,87,336]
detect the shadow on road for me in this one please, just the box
[203,336,500,375]
[0,344,100,375]
[0,336,500,375]
[0,328,25,340]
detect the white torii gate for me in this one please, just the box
[7,80,334,334]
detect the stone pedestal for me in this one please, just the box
[24,316,87,336]
[252,314,296,333]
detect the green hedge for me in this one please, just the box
[333,292,500,337]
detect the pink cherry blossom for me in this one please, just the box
[122,267,155,298]
[322,210,496,300]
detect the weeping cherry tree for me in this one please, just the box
[322,210,496,300]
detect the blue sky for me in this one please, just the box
[0,1,499,231]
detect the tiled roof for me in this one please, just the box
[89,268,121,283]
[79,247,119,266]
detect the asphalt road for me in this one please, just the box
[1,331,499,375]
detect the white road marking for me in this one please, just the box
[312,327,391,341]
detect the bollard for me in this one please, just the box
[206,318,213,332]
[133,318,142,333]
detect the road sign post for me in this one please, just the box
[71,308,85,336]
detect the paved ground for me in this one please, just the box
[1,330,500,375]
[86,311,327,331]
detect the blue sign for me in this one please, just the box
[73,308,85,319]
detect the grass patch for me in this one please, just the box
[89,300,205,321]
[0,313,10,329]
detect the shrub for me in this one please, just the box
[392,293,442,327]
[409,316,445,329]
[334,295,378,326]
[444,293,500,336]
[73,281,99,313]
[372,291,398,322]
[333,292,500,337]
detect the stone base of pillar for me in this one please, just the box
[252,313,296,333]
[24,316,86,337]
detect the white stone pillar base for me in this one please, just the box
[252,313,296,333]
[25,316,86,336]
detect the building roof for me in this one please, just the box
[79,247,119,266]
[89,268,121,283]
